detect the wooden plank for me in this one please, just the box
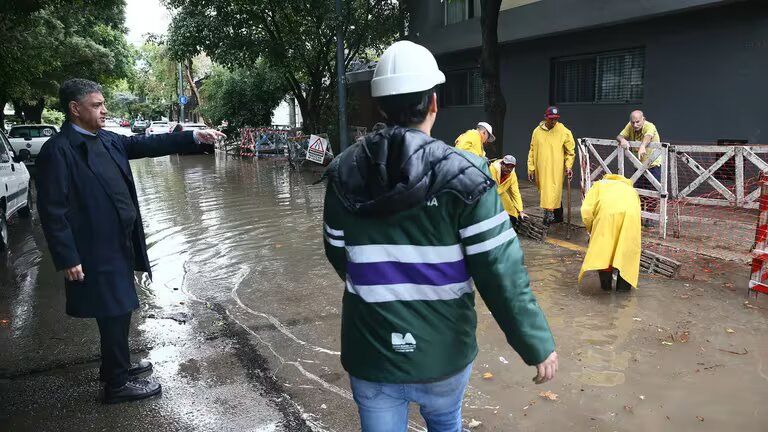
[670,149,679,197]
[683,196,739,207]
[641,210,660,220]
[582,138,664,150]
[618,146,625,176]
[675,145,768,153]
[588,143,612,179]
[627,150,663,191]
[735,147,744,207]
[677,149,735,200]
[744,187,762,205]
[636,188,661,198]
[743,147,768,172]
[659,145,669,239]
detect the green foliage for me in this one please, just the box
[42,108,65,126]
[164,0,402,132]
[0,0,133,105]
[200,64,287,128]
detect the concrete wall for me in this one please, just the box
[411,0,739,55]
[430,1,768,167]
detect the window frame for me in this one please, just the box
[551,47,645,106]
[444,0,474,26]
[440,67,485,108]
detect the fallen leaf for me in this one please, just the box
[539,391,559,401]
[725,328,735,334]
[639,395,646,400]
[468,419,482,428]
[723,282,735,290]
[662,341,673,346]
[679,294,691,299]
[320,404,327,409]
[697,416,705,422]
[482,372,494,380]
[633,317,642,321]
[499,356,509,364]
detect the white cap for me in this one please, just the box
[477,122,496,142]
[502,155,516,165]
[371,41,446,97]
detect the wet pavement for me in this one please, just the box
[2,152,768,431]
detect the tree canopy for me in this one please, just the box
[164,0,402,132]
[0,0,133,122]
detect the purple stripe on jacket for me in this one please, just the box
[347,260,469,286]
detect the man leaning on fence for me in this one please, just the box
[322,40,557,432]
[617,110,662,227]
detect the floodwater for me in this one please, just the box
[3,152,768,431]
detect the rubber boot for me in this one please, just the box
[553,206,564,224]
[543,210,553,226]
[616,271,632,291]
[598,270,613,291]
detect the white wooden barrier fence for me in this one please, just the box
[579,138,768,240]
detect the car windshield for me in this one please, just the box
[10,126,57,138]
[151,122,168,125]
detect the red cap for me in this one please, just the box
[545,106,561,119]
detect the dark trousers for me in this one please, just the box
[96,312,132,388]
[599,269,632,291]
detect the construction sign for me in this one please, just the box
[306,135,328,164]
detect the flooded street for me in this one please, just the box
[3,152,768,431]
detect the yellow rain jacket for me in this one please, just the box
[527,122,575,209]
[454,129,485,158]
[579,174,642,288]
[490,160,523,218]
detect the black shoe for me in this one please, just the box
[103,378,162,404]
[598,271,613,291]
[99,359,153,382]
[542,211,553,226]
[552,207,564,224]
[616,275,633,291]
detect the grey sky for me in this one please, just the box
[125,0,172,46]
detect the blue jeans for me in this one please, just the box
[349,363,473,432]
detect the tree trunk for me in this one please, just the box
[184,59,207,125]
[480,0,506,159]
[17,97,45,124]
[0,100,6,128]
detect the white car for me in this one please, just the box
[179,123,208,131]
[0,129,31,250]
[145,121,171,135]
[7,124,59,164]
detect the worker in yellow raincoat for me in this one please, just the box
[454,121,495,158]
[489,155,527,227]
[579,174,642,291]
[527,106,575,225]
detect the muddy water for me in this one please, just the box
[131,154,768,431]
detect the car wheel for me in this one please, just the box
[19,149,31,161]
[0,207,8,250]
[18,182,32,218]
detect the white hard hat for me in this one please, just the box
[502,155,516,165]
[477,122,496,142]
[371,41,446,98]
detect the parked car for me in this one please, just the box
[179,123,208,132]
[0,129,32,250]
[103,119,132,136]
[145,121,171,135]
[119,119,130,127]
[7,124,59,165]
[131,120,149,133]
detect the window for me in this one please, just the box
[445,0,475,25]
[9,126,56,138]
[552,48,645,104]
[441,68,484,107]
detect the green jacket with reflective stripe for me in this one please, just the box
[323,128,555,383]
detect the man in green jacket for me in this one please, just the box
[323,40,557,432]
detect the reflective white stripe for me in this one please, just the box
[346,244,463,264]
[346,279,473,303]
[459,211,508,238]
[464,228,517,255]
[324,234,345,248]
[325,224,344,237]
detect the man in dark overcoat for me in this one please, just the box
[36,78,224,404]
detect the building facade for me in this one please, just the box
[407,0,767,160]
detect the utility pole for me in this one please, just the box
[335,0,348,151]
[177,62,185,122]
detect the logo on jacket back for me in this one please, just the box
[391,332,416,353]
[426,197,438,207]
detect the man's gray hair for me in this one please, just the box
[59,78,103,118]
